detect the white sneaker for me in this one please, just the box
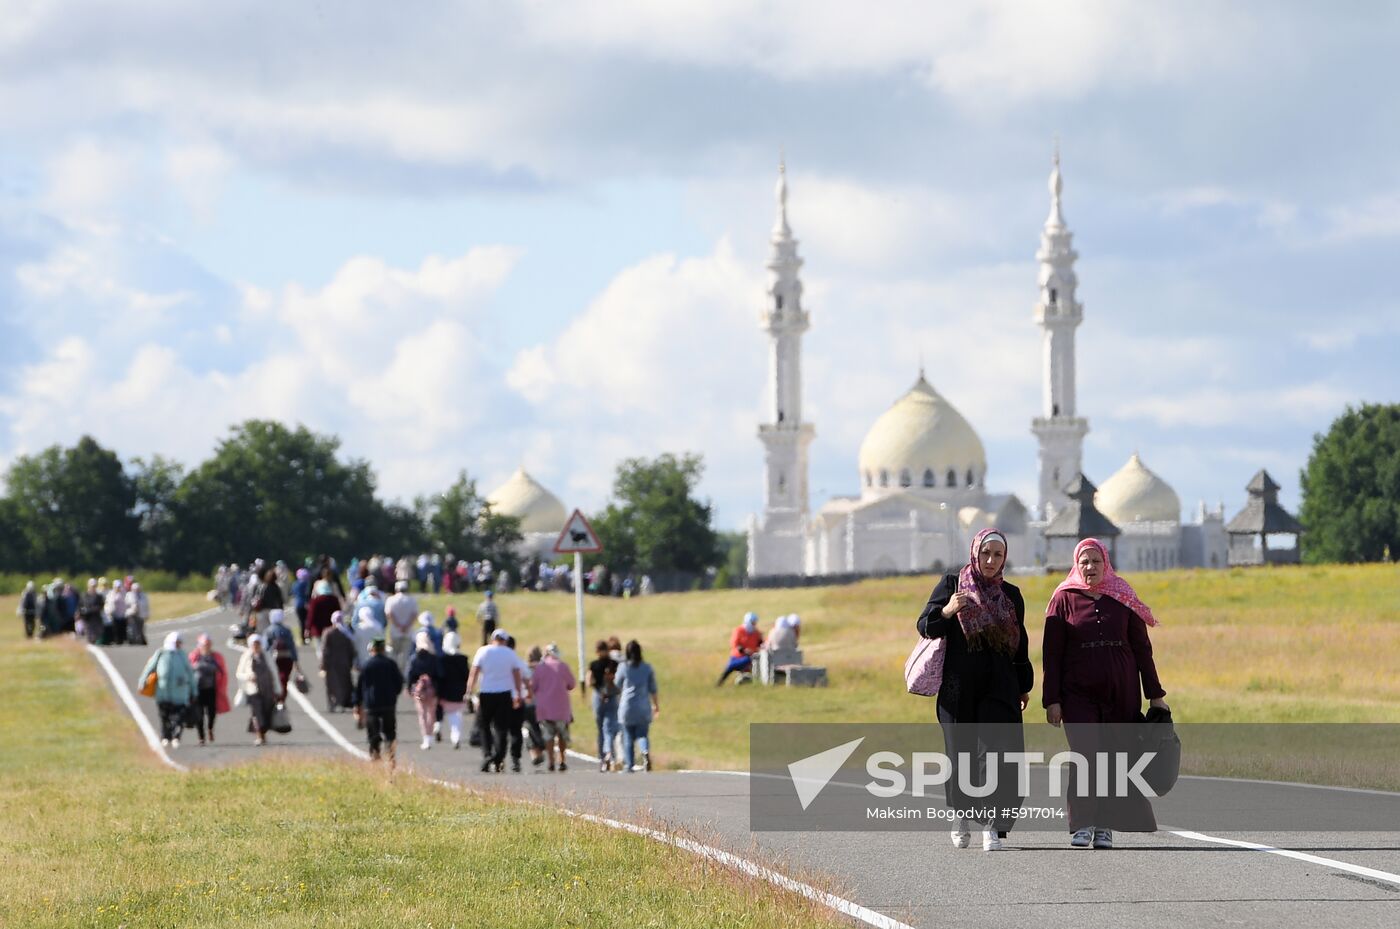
[1071,828,1093,848]
[420,737,432,750]
[171,738,180,749]
[1092,829,1113,849]
[950,819,971,848]
[160,738,169,747]
[983,829,1004,852]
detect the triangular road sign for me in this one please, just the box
[788,737,865,811]
[553,508,603,554]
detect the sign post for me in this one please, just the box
[553,509,603,683]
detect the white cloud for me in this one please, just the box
[165,141,232,220]
[41,137,139,224]
[1111,383,1353,429]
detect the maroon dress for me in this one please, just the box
[1043,590,1165,832]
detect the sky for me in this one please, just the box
[1,1,1397,530]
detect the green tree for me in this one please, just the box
[131,455,185,568]
[4,436,141,571]
[1299,403,1400,563]
[418,471,523,569]
[591,453,721,576]
[170,420,395,571]
[713,530,749,588]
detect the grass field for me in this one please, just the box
[0,612,850,928]
[370,564,1400,780]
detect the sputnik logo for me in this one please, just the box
[787,737,865,810]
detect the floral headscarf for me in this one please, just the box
[954,528,1019,653]
[1051,538,1158,627]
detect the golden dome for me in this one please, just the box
[485,467,568,534]
[857,376,986,494]
[1095,453,1181,524]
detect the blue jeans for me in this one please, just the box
[592,693,619,760]
[622,720,650,771]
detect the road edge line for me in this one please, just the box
[1169,830,1400,887]
[86,644,187,773]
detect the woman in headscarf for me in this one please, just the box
[1043,537,1168,850]
[137,632,199,747]
[262,609,302,695]
[767,614,801,652]
[406,629,442,751]
[437,631,471,749]
[915,528,1033,852]
[353,606,384,668]
[319,610,357,713]
[304,579,341,653]
[715,613,763,686]
[235,634,280,746]
[188,633,230,745]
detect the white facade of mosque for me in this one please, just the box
[746,156,1228,578]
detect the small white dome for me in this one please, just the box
[858,376,986,494]
[485,467,568,534]
[1096,453,1180,524]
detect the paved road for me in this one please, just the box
[94,609,1400,929]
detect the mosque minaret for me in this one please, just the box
[1030,148,1089,520]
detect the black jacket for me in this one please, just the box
[353,654,404,711]
[916,573,1033,716]
[438,654,470,703]
[406,651,442,694]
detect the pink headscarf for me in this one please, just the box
[1052,538,1158,627]
[954,528,1019,653]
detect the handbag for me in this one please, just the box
[270,702,292,734]
[233,687,247,708]
[904,636,944,697]
[139,670,159,698]
[1136,706,1182,795]
[293,672,309,695]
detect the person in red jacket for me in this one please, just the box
[716,612,763,686]
[188,634,230,745]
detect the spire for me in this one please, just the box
[1046,143,1065,228]
[773,153,791,238]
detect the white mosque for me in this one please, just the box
[486,466,569,562]
[747,156,1229,577]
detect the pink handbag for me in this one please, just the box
[904,636,944,697]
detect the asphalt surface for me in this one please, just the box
[94,608,1400,929]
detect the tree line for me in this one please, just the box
[0,420,725,581]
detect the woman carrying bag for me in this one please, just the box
[137,632,199,748]
[914,528,1032,852]
[235,634,282,746]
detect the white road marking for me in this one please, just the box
[86,644,187,773]
[1169,830,1400,887]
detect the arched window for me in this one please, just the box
[1049,287,1058,306]
[966,468,975,487]
[879,469,889,488]
[864,470,873,488]
[775,293,783,310]
[899,468,911,488]
[1053,467,1061,485]
[946,469,957,487]
[922,468,935,488]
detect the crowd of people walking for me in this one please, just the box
[18,576,151,644]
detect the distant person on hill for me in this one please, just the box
[18,580,38,639]
[531,643,576,772]
[468,629,525,773]
[319,610,357,713]
[1043,537,1168,851]
[305,579,340,651]
[237,635,281,746]
[125,582,150,646]
[384,580,419,672]
[104,579,128,645]
[916,528,1032,853]
[476,590,499,646]
[263,610,303,696]
[188,634,229,745]
[437,632,471,749]
[78,579,104,645]
[583,639,620,772]
[767,614,801,652]
[138,631,198,748]
[716,613,763,686]
[615,640,659,772]
[353,637,405,765]
[407,629,442,751]
[291,568,311,644]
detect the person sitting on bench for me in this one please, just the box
[716,612,763,686]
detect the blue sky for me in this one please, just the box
[1,1,1396,529]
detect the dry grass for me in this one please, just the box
[0,611,852,928]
